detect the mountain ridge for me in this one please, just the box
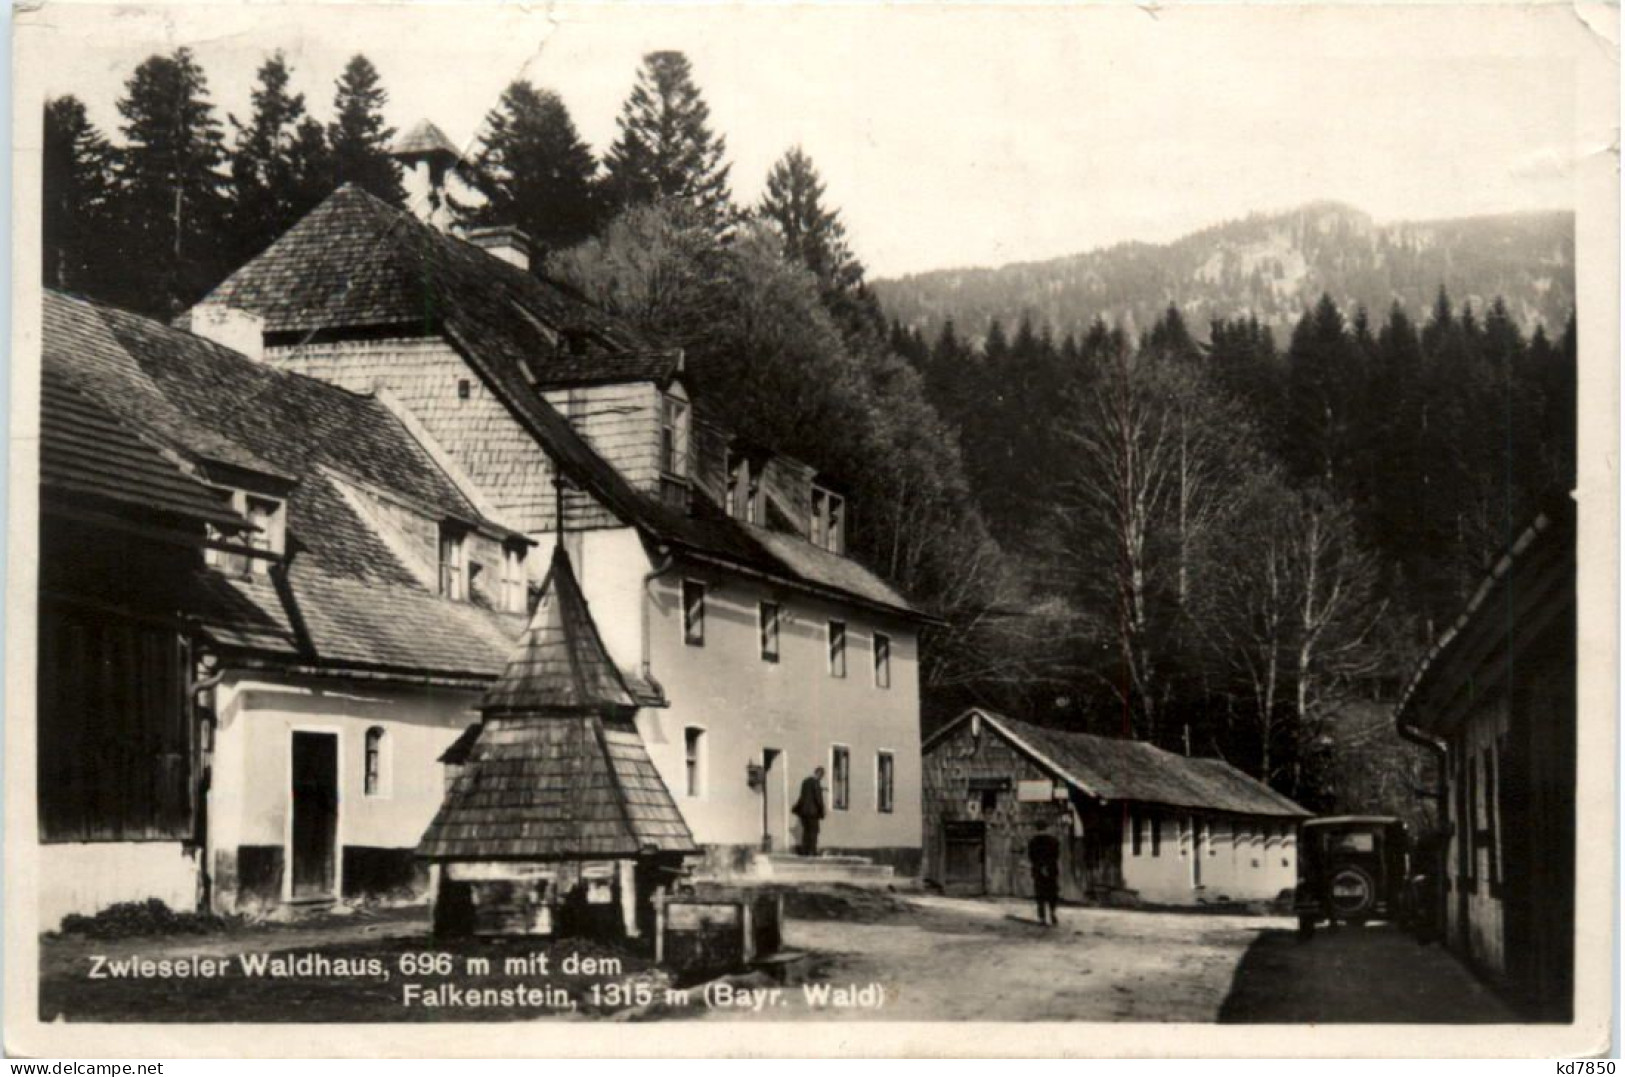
[874,202,1575,342]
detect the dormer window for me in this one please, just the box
[726,450,764,524]
[811,485,845,555]
[439,525,467,600]
[206,490,285,577]
[659,392,690,478]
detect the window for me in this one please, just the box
[439,527,466,600]
[1131,810,1143,856]
[501,544,527,613]
[827,620,846,677]
[659,393,689,476]
[811,484,845,554]
[877,751,895,814]
[207,491,284,576]
[1151,812,1162,857]
[682,580,705,646]
[684,727,706,797]
[364,726,386,797]
[873,633,891,688]
[726,451,744,519]
[831,745,850,811]
[759,601,780,662]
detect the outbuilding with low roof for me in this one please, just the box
[921,708,1311,906]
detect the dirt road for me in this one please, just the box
[692,894,1279,1022]
[687,893,1517,1023]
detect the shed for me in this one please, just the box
[921,709,1310,906]
[418,544,697,938]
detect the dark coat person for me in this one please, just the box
[1028,820,1062,925]
[793,767,827,856]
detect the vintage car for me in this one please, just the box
[1294,815,1410,938]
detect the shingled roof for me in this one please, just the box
[194,186,931,623]
[44,290,530,681]
[41,365,248,531]
[418,546,695,861]
[481,545,639,716]
[926,708,1311,819]
[391,119,461,160]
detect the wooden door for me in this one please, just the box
[290,732,339,899]
[943,820,986,894]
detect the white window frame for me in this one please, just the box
[873,632,891,689]
[660,392,690,477]
[206,490,285,577]
[683,725,707,798]
[811,484,845,554]
[876,749,896,814]
[501,543,527,613]
[830,743,851,812]
[827,619,847,678]
[681,578,706,647]
[758,601,781,663]
[439,526,467,600]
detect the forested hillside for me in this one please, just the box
[875,203,1574,345]
[45,45,1576,822]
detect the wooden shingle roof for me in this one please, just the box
[480,545,639,716]
[41,366,248,531]
[419,545,694,860]
[391,119,461,160]
[194,186,932,623]
[415,712,697,861]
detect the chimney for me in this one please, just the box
[189,302,265,362]
[465,225,531,272]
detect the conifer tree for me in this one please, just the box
[602,51,732,228]
[115,47,229,314]
[328,54,404,205]
[464,80,601,253]
[228,51,331,263]
[758,146,861,293]
[43,96,118,295]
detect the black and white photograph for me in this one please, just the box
[5,0,1617,1058]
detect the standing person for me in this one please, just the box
[1028,819,1062,925]
[793,766,827,856]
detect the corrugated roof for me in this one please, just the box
[481,545,638,715]
[41,366,248,530]
[928,708,1311,819]
[416,713,697,860]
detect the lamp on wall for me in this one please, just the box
[746,762,765,791]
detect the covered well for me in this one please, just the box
[418,544,697,938]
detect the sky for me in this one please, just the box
[21,2,1598,278]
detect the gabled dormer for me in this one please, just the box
[810,479,847,556]
[201,463,298,578]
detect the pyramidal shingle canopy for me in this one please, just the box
[391,119,462,160]
[418,543,697,861]
[481,544,638,715]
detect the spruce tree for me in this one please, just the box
[758,146,862,293]
[464,80,601,253]
[116,47,229,315]
[328,54,404,205]
[43,96,118,296]
[602,51,732,228]
[228,51,331,263]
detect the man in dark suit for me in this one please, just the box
[1028,819,1062,925]
[793,766,827,856]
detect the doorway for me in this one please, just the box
[290,731,339,900]
[943,820,987,895]
[761,748,787,852]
